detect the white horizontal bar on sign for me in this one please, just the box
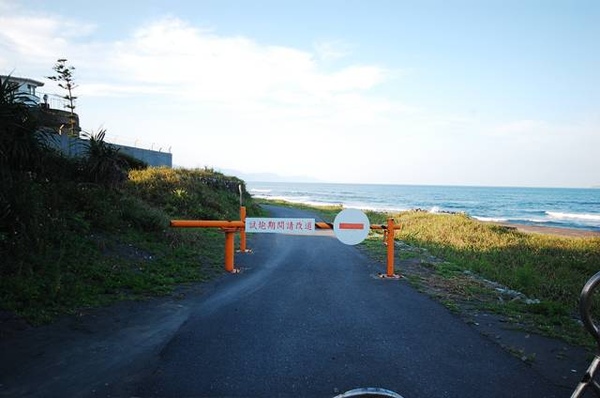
[245,218,315,235]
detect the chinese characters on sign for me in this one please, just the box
[245,218,315,235]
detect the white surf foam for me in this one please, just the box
[473,216,509,223]
[546,211,600,222]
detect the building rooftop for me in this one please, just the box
[0,75,45,87]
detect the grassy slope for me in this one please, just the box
[0,167,261,324]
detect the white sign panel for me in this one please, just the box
[333,209,370,245]
[245,218,315,235]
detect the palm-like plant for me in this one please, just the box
[0,75,46,173]
[82,129,127,187]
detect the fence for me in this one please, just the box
[44,133,172,168]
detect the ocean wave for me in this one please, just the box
[473,216,509,223]
[249,188,272,193]
[259,195,342,209]
[526,218,548,224]
[503,214,600,231]
[343,203,409,213]
[271,195,313,203]
[546,211,600,222]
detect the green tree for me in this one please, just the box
[47,58,78,137]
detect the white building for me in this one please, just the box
[0,75,46,106]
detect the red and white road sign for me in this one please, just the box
[333,209,370,245]
[245,218,315,235]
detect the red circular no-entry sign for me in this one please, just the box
[333,209,370,245]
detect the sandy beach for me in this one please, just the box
[494,222,600,238]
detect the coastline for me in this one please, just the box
[248,182,600,234]
[493,222,600,238]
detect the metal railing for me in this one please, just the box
[95,133,172,153]
[37,91,68,110]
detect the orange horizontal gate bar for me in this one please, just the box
[170,220,245,228]
[170,208,402,277]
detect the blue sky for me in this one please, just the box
[1,0,599,187]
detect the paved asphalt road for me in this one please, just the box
[136,205,568,397]
[0,205,573,397]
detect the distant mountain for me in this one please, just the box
[219,169,322,183]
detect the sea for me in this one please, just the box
[246,182,600,232]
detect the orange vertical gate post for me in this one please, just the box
[239,206,247,253]
[386,218,396,277]
[223,228,237,272]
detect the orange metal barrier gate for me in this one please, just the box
[170,207,402,277]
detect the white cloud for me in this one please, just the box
[0,7,97,71]
[486,118,597,149]
[490,119,549,136]
[0,15,68,70]
[77,83,170,97]
[110,18,390,104]
[97,17,410,138]
[313,40,352,62]
[1,10,408,136]
[309,65,387,92]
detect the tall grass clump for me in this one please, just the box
[394,211,600,315]
[126,167,258,220]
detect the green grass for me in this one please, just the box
[393,211,600,309]
[1,167,259,324]
[1,228,225,323]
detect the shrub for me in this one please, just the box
[81,129,127,187]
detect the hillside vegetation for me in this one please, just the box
[0,76,260,323]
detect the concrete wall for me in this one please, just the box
[34,107,81,136]
[45,134,172,167]
[116,143,172,167]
